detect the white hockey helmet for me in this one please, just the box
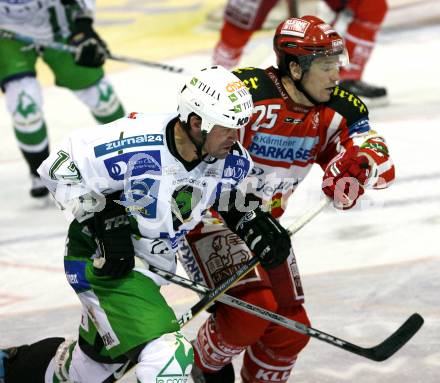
[178,65,254,133]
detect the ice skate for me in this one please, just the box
[30,174,49,198]
[191,361,235,383]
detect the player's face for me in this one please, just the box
[204,125,238,159]
[302,56,341,102]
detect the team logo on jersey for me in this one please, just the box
[104,150,162,180]
[94,134,164,157]
[248,133,318,164]
[171,185,203,231]
[206,233,250,286]
[312,111,320,130]
[120,178,159,219]
[156,333,193,382]
[222,155,250,182]
[48,150,82,181]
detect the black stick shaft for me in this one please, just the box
[152,266,424,362]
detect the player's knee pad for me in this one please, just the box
[73,77,124,123]
[193,315,245,373]
[241,305,311,383]
[136,331,193,383]
[215,287,278,346]
[4,76,48,152]
[45,339,123,383]
[273,306,311,354]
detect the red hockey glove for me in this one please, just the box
[322,146,371,209]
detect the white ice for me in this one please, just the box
[0,2,439,382]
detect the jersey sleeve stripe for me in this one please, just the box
[322,112,343,149]
[348,117,370,136]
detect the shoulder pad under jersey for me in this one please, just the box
[326,86,369,127]
[233,67,280,102]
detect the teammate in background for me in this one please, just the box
[186,16,395,383]
[0,66,293,382]
[213,0,388,102]
[0,0,125,199]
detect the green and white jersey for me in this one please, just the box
[38,112,253,253]
[0,0,95,41]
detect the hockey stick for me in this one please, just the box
[176,197,329,327]
[177,255,260,326]
[150,265,424,362]
[113,199,331,380]
[286,197,330,235]
[0,28,188,75]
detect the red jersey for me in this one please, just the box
[233,66,395,217]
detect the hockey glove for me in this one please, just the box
[69,18,109,67]
[322,146,371,210]
[88,192,135,278]
[233,209,292,270]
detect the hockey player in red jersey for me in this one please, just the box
[213,0,388,102]
[324,0,388,101]
[184,15,395,383]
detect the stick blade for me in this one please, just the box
[366,313,424,362]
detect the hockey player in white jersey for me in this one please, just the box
[0,0,125,198]
[0,66,293,383]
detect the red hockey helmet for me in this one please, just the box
[274,15,347,74]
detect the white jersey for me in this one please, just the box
[0,0,95,41]
[38,112,253,254]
